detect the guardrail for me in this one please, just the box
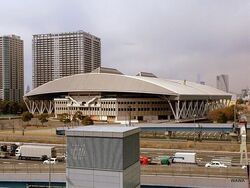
[141,165,248,178]
[0,163,247,179]
[0,163,66,173]
[0,134,65,144]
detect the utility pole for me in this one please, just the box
[234,103,237,130]
[49,159,51,188]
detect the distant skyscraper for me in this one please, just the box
[200,81,205,85]
[0,35,24,102]
[26,85,30,94]
[216,74,229,92]
[32,31,101,88]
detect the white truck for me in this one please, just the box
[173,152,196,164]
[15,145,56,160]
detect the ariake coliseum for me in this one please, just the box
[24,67,231,123]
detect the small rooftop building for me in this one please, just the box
[24,67,231,122]
[66,126,140,188]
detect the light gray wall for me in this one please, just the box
[67,136,123,170]
[67,134,139,171]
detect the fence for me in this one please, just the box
[0,162,247,179]
[0,163,66,173]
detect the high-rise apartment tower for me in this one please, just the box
[0,35,24,102]
[32,31,101,88]
[216,74,229,92]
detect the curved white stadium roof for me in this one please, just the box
[26,73,231,100]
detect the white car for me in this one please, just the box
[205,161,227,168]
[241,165,247,169]
[43,158,58,165]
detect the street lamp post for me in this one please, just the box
[234,103,236,130]
[198,124,202,142]
[49,160,51,188]
[193,114,197,142]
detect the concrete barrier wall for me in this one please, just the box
[141,175,249,188]
[0,173,248,188]
[0,173,65,182]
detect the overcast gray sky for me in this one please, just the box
[0,0,249,93]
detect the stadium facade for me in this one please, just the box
[24,68,232,123]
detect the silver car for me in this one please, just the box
[205,161,227,168]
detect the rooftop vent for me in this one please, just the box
[136,72,157,78]
[91,67,123,75]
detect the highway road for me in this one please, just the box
[0,158,247,178]
[141,148,245,166]
[0,141,245,165]
[0,158,66,173]
[0,141,248,178]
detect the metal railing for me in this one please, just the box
[0,163,247,179]
[0,163,66,173]
[141,165,248,178]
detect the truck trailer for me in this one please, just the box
[173,152,196,164]
[15,145,56,160]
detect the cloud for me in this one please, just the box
[0,0,249,93]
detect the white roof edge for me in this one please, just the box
[26,73,232,98]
